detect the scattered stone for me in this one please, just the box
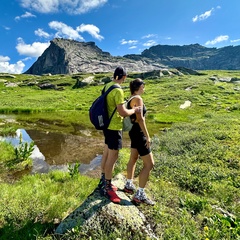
[38,83,56,90]
[0,79,7,83]
[82,76,94,84]
[209,76,218,81]
[180,100,191,109]
[0,74,16,78]
[4,82,18,87]
[219,77,232,82]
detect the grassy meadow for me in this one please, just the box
[0,70,239,239]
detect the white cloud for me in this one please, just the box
[0,56,25,74]
[142,34,157,39]
[15,11,36,21]
[129,46,137,49]
[64,0,108,15]
[20,0,59,13]
[19,0,108,15]
[77,24,104,41]
[35,28,51,38]
[3,26,11,30]
[230,39,240,43]
[16,38,50,57]
[143,40,157,47]
[48,21,104,41]
[192,8,214,22]
[120,39,138,45]
[0,56,10,62]
[49,21,84,40]
[205,35,229,45]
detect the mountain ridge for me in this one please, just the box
[24,38,240,75]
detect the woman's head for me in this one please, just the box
[130,78,145,94]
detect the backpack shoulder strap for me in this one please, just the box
[102,84,120,95]
[126,95,139,109]
[103,84,121,123]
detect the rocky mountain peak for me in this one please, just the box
[24,38,240,75]
[24,38,164,75]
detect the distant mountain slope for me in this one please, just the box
[24,38,164,75]
[125,44,240,70]
[24,39,240,75]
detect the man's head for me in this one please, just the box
[113,66,127,80]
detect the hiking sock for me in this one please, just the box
[100,173,105,183]
[137,187,144,194]
[97,173,106,189]
[105,179,112,190]
[126,179,133,184]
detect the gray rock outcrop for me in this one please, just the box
[55,174,157,239]
[136,43,240,70]
[25,38,164,75]
[24,39,240,76]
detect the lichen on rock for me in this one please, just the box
[55,174,157,239]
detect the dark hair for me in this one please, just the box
[129,78,144,94]
[114,66,127,80]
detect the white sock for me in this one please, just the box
[126,179,132,183]
[137,187,144,193]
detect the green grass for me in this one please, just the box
[0,70,240,239]
[0,171,97,239]
[116,117,240,239]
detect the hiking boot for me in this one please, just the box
[123,181,136,194]
[132,190,155,206]
[97,180,118,191]
[105,187,121,204]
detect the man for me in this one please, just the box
[98,66,140,203]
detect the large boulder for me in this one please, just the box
[55,174,157,239]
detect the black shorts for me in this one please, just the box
[129,124,151,157]
[103,129,122,150]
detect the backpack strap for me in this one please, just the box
[102,84,120,123]
[126,95,139,109]
[102,84,120,95]
[126,95,139,123]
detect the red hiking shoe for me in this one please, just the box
[111,184,118,192]
[106,188,121,204]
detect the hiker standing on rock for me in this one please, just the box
[123,78,155,205]
[98,66,141,204]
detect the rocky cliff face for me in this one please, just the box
[24,38,164,75]
[133,43,240,70]
[25,39,240,75]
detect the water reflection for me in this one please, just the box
[0,113,133,178]
[26,129,104,165]
[2,129,105,176]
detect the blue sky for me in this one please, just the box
[0,0,240,74]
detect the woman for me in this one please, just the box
[123,78,155,206]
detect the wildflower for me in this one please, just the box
[204,226,209,231]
